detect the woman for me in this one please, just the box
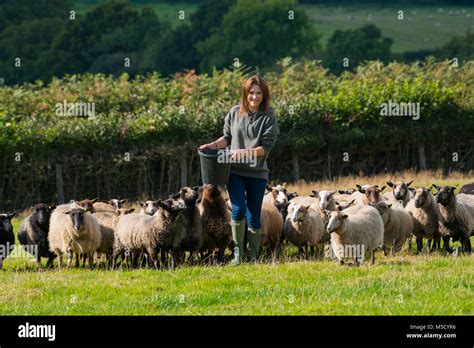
[199,75,279,265]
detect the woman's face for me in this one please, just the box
[247,84,263,111]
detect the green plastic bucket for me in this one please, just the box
[198,149,231,185]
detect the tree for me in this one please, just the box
[195,0,320,73]
[434,30,474,63]
[323,24,393,74]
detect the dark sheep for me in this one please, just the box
[17,204,56,269]
[0,212,16,270]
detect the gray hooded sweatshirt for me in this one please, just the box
[222,104,279,180]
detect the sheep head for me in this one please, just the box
[326,211,347,234]
[290,204,309,224]
[359,185,385,205]
[266,184,288,204]
[0,213,15,235]
[413,188,432,208]
[387,180,413,200]
[33,203,56,227]
[64,208,87,232]
[435,186,457,207]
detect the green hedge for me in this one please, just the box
[0,58,473,209]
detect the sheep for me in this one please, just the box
[17,204,56,269]
[138,200,160,216]
[198,184,231,264]
[170,186,202,265]
[74,198,117,214]
[107,199,126,210]
[48,204,101,269]
[263,183,288,206]
[326,205,384,265]
[384,180,414,207]
[405,188,440,253]
[114,198,186,270]
[373,201,414,254]
[260,203,284,259]
[335,199,356,211]
[434,186,473,254]
[337,188,356,195]
[283,204,325,259]
[0,213,15,270]
[311,190,337,211]
[94,208,135,267]
[356,185,386,205]
[459,182,474,195]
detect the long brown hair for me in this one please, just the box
[239,75,271,116]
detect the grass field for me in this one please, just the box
[1,170,473,315]
[73,1,474,53]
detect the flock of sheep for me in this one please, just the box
[0,180,473,270]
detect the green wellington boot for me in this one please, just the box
[246,227,262,263]
[230,220,245,266]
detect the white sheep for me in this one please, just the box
[138,200,160,216]
[115,199,186,270]
[283,203,325,258]
[384,180,414,207]
[48,204,101,269]
[326,205,384,265]
[373,201,414,254]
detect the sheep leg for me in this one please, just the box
[407,236,413,254]
[309,246,315,259]
[46,255,55,269]
[442,236,453,253]
[57,254,63,270]
[460,236,471,254]
[74,253,80,268]
[66,251,73,268]
[88,253,94,269]
[146,248,160,270]
[416,235,423,254]
[382,244,388,256]
[371,251,376,265]
[429,238,438,253]
[82,254,87,267]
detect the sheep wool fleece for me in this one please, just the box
[222,104,279,181]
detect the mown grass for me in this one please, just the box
[2,170,473,315]
[0,251,472,315]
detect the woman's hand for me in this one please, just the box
[199,142,217,150]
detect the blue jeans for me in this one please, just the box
[226,173,267,229]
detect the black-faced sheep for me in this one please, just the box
[17,204,56,269]
[115,199,186,270]
[198,184,231,264]
[434,186,473,254]
[0,213,15,270]
[405,188,440,253]
[384,180,414,207]
[326,205,384,265]
[48,204,101,269]
[170,186,202,265]
[284,203,325,258]
[373,201,414,254]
